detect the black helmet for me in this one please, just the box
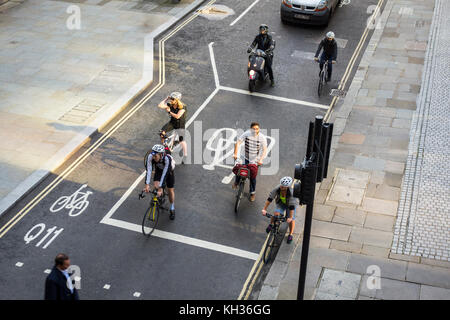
[259,24,268,34]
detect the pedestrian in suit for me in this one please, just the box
[44,253,79,300]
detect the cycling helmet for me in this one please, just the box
[259,24,268,34]
[152,144,165,154]
[280,176,293,187]
[169,92,182,100]
[326,31,335,39]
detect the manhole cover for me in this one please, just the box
[197,4,234,20]
[330,89,347,98]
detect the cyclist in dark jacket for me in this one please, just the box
[314,31,338,81]
[247,24,276,86]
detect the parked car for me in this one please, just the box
[280,0,342,26]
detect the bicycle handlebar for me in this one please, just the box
[139,189,160,199]
[264,213,287,222]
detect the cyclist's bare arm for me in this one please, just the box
[234,140,242,159]
[157,98,169,110]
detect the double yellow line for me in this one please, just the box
[324,0,385,121]
[0,0,216,239]
[238,0,385,300]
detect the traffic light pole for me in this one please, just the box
[297,116,323,300]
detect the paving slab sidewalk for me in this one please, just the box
[258,0,450,300]
[0,0,207,216]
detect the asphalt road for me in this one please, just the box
[0,0,381,299]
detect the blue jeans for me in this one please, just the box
[235,159,256,194]
[319,53,333,79]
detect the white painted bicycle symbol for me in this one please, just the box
[50,184,93,217]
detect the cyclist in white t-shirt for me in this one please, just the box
[233,122,268,202]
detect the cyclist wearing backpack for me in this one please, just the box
[144,144,176,220]
[158,91,187,164]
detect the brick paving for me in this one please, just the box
[392,0,450,262]
[258,0,450,300]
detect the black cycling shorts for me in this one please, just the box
[153,169,175,189]
[162,121,185,142]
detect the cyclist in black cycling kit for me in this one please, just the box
[157,92,187,163]
[144,144,176,220]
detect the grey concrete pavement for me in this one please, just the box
[258,0,450,300]
[0,0,206,216]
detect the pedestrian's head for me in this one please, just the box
[250,122,260,136]
[54,253,70,270]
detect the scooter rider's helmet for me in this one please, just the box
[259,24,269,35]
[326,31,335,40]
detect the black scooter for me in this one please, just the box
[247,48,270,92]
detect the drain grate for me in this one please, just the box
[330,89,347,98]
[59,99,105,124]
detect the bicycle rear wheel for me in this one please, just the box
[142,202,159,236]
[263,231,276,264]
[234,181,245,213]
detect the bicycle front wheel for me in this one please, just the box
[263,231,276,264]
[142,202,159,236]
[318,73,324,97]
[234,181,245,214]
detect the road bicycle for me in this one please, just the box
[263,213,287,264]
[50,184,92,217]
[316,59,335,97]
[159,130,184,164]
[139,188,169,237]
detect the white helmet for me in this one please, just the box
[152,144,165,154]
[169,91,182,100]
[280,176,293,187]
[326,31,335,39]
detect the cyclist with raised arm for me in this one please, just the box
[144,144,176,220]
[157,92,187,163]
[261,177,298,244]
[314,31,337,82]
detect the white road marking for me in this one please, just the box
[133,292,141,298]
[44,269,51,274]
[185,42,220,129]
[219,85,329,109]
[185,88,220,129]
[100,172,145,223]
[102,218,259,261]
[15,262,23,267]
[209,42,220,88]
[230,0,260,26]
[103,284,111,290]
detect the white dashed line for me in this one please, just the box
[229,0,260,26]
